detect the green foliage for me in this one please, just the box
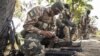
[66,0,93,24]
[47,0,93,24]
[96,31,100,36]
[14,0,22,18]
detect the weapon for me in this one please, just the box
[0,19,22,56]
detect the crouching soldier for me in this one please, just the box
[21,2,65,56]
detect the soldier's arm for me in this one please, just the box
[56,19,65,28]
[23,7,42,34]
[23,14,41,34]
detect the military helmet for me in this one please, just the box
[51,2,64,12]
[64,4,70,9]
[86,9,91,15]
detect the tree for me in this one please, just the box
[47,0,93,24]
[0,0,16,55]
[65,0,93,24]
[14,0,22,18]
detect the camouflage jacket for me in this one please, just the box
[23,6,55,34]
[81,14,90,27]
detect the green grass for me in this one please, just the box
[96,31,100,37]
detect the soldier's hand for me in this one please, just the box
[39,31,54,38]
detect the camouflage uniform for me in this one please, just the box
[56,9,76,41]
[80,10,91,39]
[21,6,56,56]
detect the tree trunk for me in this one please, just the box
[0,0,16,54]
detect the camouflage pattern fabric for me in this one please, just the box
[22,2,65,56]
[23,6,55,33]
[22,6,55,56]
[21,33,44,56]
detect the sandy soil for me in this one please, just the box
[75,38,100,56]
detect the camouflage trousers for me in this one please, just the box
[21,33,45,56]
[81,26,89,39]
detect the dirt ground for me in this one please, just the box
[75,37,100,56]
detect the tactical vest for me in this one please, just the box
[29,7,55,31]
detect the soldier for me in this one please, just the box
[56,4,76,42]
[81,9,91,39]
[21,2,64,56]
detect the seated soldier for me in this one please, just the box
[56,4,76,41]
[21,2,65,56]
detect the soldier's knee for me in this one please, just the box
[64,26,69,30]
[21,38,43,56]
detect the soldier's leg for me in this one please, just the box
[82,27,85,39]
[21,33,44,56]
[63,26,70,42]
[70,27,77,41]
[82,27,88,39]
[83,28,89,39]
